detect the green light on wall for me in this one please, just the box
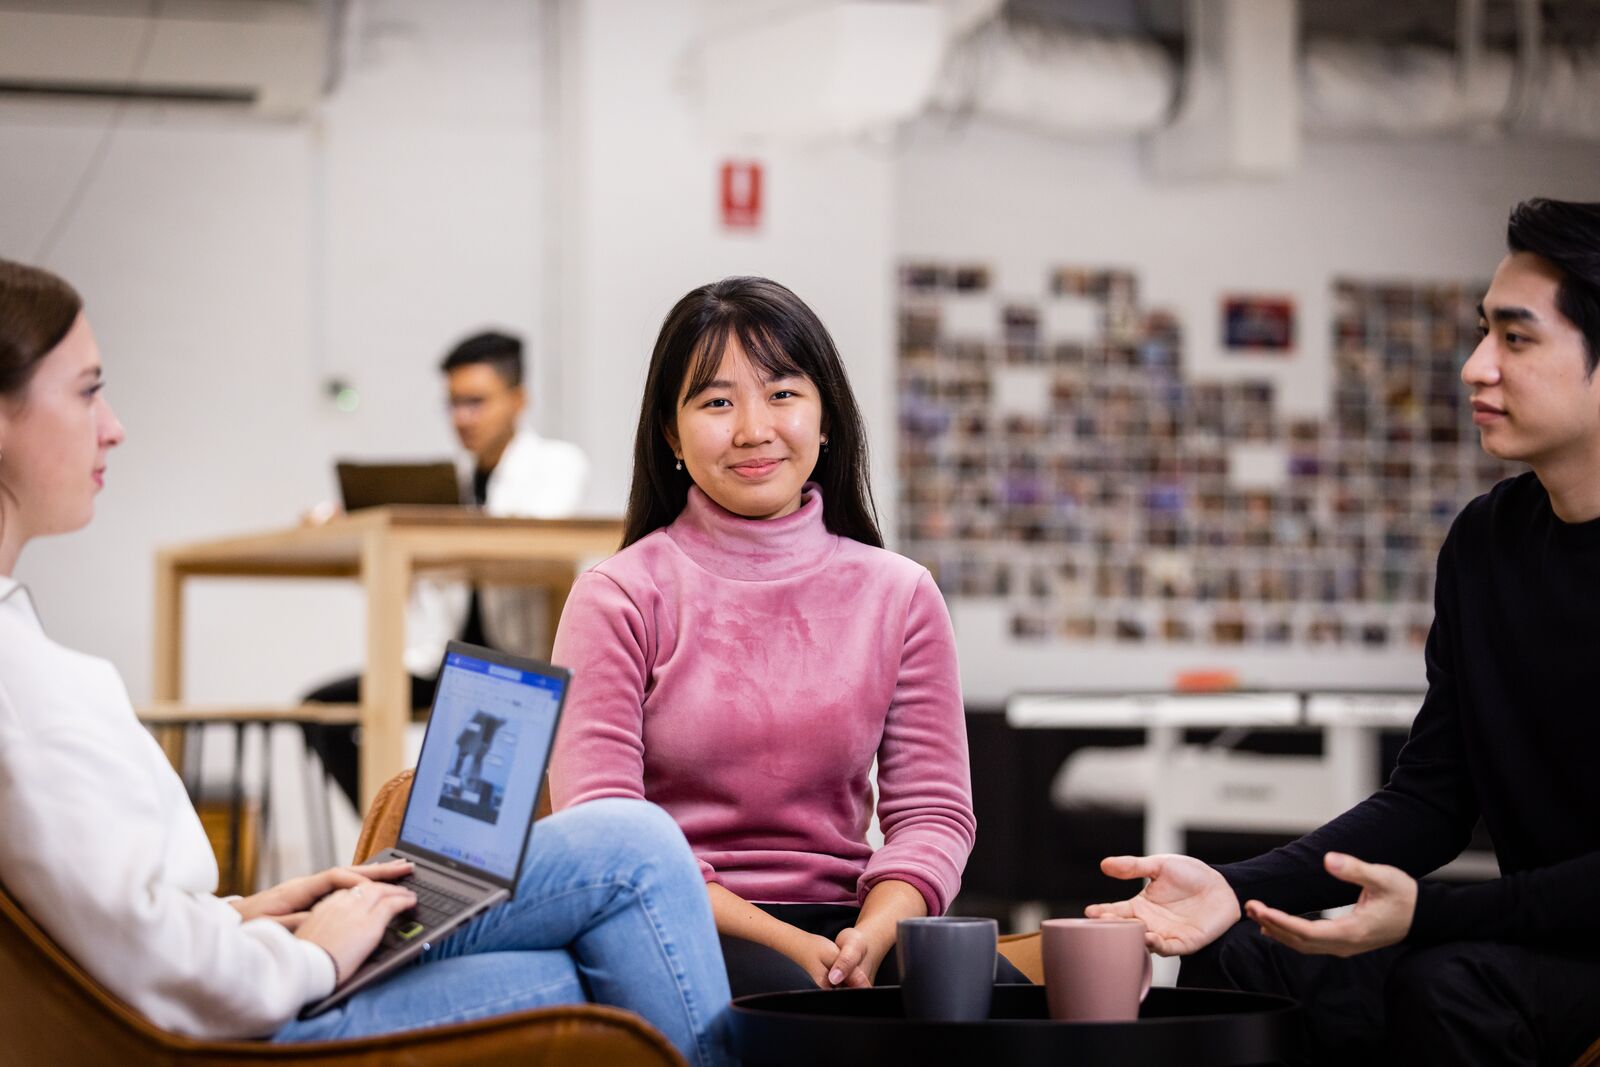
[325,377,360,413]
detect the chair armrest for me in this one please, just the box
[352,770,413,863]
[194,1003,690,1066]
[997,931,1043,985]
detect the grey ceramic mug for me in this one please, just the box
[896,916,998,1022]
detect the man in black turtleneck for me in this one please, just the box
[1087,198,1600,1066]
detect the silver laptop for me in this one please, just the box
[299,641,570,1019]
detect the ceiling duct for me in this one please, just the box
[1301,40,1514,135]
[929,18,1174,136]
[696,0,950,140]
[1515,43,1600,139]
[1146,0,1300,180]
[931,0,1600,150]
[1300,34,1600,140]
[0,1,332,118]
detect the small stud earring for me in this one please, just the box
[675,458,683,471]
[820,435,829,453]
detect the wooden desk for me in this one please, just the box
[151,507,622,809]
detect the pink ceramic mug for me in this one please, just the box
[1040,918,1153,1022]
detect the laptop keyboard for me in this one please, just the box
[367,873,478,962]
[400,875,476,924]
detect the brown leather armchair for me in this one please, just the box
[0,767,685,1066]
[996,930,1043,984]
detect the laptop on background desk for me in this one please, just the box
[336,460,462,512]
[299,641,570,1019]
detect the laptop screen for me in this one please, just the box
[335,460,463,512]
[400,647,567,885]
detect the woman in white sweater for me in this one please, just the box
[0,258,731,1065]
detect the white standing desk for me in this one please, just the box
[1006,690,1424,858]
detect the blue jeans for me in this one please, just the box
[273,798,732,1067]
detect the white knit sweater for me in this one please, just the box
[0,577,335,1039]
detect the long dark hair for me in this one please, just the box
[1507,198,1600,375]
[622,276,882,549]
[0,258,82,398]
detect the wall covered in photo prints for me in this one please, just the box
[896,263,1521,658]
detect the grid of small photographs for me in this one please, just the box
[897,266,1522,650]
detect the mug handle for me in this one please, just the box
[1138,949,1153,1003]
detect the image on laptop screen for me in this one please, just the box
[401,650,567,883]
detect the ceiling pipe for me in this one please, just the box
[692,0,952,140]
[928,17,1174,136]
[1504,0,1543,130]
[928,9,1600,143]
[1456,0,1484,91]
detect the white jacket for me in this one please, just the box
[404,428,590,675]
[0,578,336,1038]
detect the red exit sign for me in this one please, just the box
[720,160,762,230]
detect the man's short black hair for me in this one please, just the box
[1506,198,1600,375]
[440,330,524,387]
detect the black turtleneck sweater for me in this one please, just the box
[1219,472,1600,947]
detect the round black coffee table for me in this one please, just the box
[730,985,1298,1066]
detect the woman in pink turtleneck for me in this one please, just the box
[550,277,1016,997]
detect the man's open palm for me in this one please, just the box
[1085,854,1242,956]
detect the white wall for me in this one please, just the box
[552,0,897,520]
[0,0,551,873]
[0,0,548,710]
[8,0,1600,740]
[894,120,1600,702]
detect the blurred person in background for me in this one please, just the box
[305,330,589,808]
[1088,199,1600,1067]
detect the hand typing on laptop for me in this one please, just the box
[228,859,415,929]
[227,859,419,983]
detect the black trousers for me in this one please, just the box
[1180,920,1600,1067]
[720,902,1032,998]
[301,672,438,808]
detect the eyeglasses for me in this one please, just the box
[446,394,504,413]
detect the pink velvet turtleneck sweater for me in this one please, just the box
[548,485,975,916]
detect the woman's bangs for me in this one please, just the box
[678,319,733,405]
[678,319,808,404]
[737,323,809,384]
